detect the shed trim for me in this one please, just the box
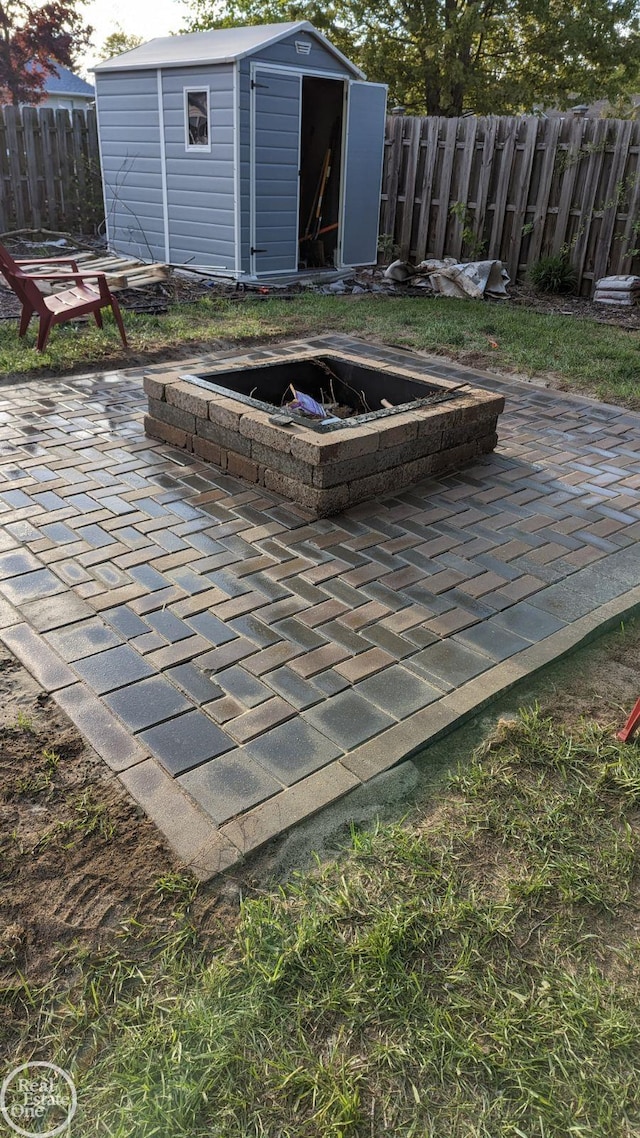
[246,59,355,83]
[157,69,170,261]
[233,62,241,275]
[93,82,110,246]
[183,85,212,152]
[336,80,349,268]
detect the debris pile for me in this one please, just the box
[593,275,640,306]
[384,257,510,299]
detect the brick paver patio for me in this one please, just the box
[1,335,639,877]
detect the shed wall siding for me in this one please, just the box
[96,70,165,262]
[254,32,353,76]
[161,65,236,268]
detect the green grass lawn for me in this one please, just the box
[6,627,640,1138]
[2,293,639,407]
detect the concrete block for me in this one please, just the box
[144,415,192,451]
[238,409,294,453]
[192,435,224,467]
[165,380,213,418]
[250,440,315,485]
[196,417,252,457]
[208,395,244,430]
[227,451,259,483]
[147,398,196,435]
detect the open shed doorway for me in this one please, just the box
[298,76,345,270]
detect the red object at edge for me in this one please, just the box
[617,698,640,742]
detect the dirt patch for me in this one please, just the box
[0,649,245,1013]
[2,618,639,1000]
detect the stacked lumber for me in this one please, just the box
[71,252,169,291]
[593,275,640,306]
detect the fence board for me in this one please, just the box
[527,117,561,266]
[592,119,633,285]
[506,116,538,280]
[572,119,609,283]
[399,116,422,258]
[0,105,103,234]
[473,117,498,258]
[413,116,441,262]
[620,151,640,274]
[433,118,458,256]
[449,116,477,260]
[381,112,640,293]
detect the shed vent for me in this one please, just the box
[295,40,311,54]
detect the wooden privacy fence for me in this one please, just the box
[1,105,639,297]
[0,105,102,235]
[380,114,640,294]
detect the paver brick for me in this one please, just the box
[220,761,360,854]
[225,696,295,743]
[145,634,213,671]
[55,683,148,772]
[139,710,235,775]
[334,647,394,682]
[178,751,282,824]
[1,623,76,691]
[120,758,220,862]
[3,337,640,868]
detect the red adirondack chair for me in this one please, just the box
[0,243,128,352]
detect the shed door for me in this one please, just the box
[252,68,301,275]
[341,82,387,266]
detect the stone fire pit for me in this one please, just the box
[144,338,504,517]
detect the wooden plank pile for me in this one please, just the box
[24,251,170,293]
[64,251,169,291]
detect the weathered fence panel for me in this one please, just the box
[0,104,638,297]
[0,105,102,235]
[380,114,640,294]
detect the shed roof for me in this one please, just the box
[93,22,365,78]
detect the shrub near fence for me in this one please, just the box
[380,114,640,294]
[0,105,102,235]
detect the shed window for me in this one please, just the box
[185,88,210,150]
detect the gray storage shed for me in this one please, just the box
[93,22,387,280]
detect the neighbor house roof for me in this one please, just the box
[43,63,94,98]
[92,22,365,78]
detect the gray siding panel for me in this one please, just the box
[96,70,165,262]
[160,64,236,269]
[255,32,353,76]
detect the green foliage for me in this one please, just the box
[528,254,578,294]
[376,232,400,261]
[1,293,639,406]
[10,705,640,1136]
[184,0,640,115]
[449,200,486,258]
[99,25,144,61]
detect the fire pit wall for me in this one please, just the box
[143,344,504,518]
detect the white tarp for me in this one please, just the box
[384,257,510,299]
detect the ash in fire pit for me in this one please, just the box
[144,338,505,517]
